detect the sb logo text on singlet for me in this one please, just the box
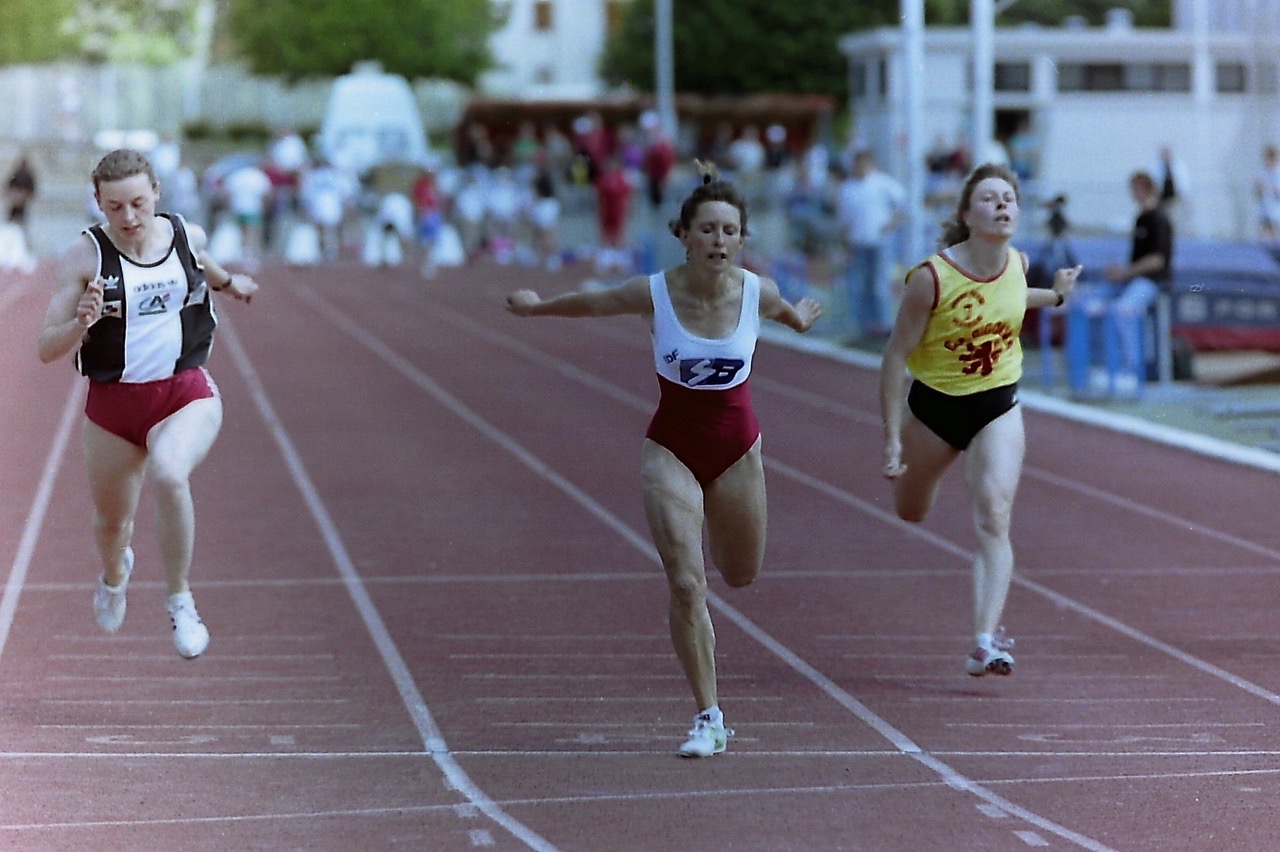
[679,357,745,387]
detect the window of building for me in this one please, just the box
[1258,62,1279,95]
[1057,62,1191,92]
[534,1,553,31]
[535,65,555,85]
[849,63,867,98]
[994,62,1031,92]
[1216,62,1247,93]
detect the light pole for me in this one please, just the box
[902,0,926,264]
[655,0,677,140]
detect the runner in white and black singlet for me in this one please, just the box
[506,163,821,758]
[38,148,258,660]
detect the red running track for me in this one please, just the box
[2,258,1280,850]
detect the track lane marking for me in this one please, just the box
[0,380,83,667]
[218,317,557,852]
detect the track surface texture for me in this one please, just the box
[2,258,1279,851]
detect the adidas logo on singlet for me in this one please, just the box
[138,293,171,316]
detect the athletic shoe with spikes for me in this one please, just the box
[966,627,1015,677]
[678,712,732,758]
[166,592,209,659]
[93,548,133,633]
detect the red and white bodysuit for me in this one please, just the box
[645,270,761,487]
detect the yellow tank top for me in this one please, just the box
[906,246,1025,395]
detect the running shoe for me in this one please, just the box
[678,712,732,758]
[965,627,1015,677]
[166,592,209,659]
[93,547,133,633]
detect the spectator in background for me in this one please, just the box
[595,154,633,274]
[486,166,524,265]
[300,158,357,262]
[1007,119,1038,184]
[452,166,490,262]
[222,161,273,271]
[702,122,734,167]
[1255,144,1280,243]
[641,113,677,211]
[1151,145,1191,231]
[510,121,541,181]
[764,124,789,171]
[542,123,574,186]
[268,127,309,226]
[1087,170,1174,392]
[458,123,494,169]
[835,150,906,339]
[5,152,38,246]
[729,125,766,204]
[412,163,444,278]
[573,111,609,185]
[528,165,562,271]
[165,165,202,225]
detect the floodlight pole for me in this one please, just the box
[655,0,677,140]
[902,0,926,264]
[972,0,995,165]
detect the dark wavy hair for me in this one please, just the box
[938,162,1020,248]
[669,160,750,238]
[91,149,158,193]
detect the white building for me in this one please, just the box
[839,3,1280,239]
[482,0,627,99]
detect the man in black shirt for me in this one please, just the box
[1103,171,1173,387]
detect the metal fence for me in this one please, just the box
[0,62,467,142]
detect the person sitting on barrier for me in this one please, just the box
[1080,171,1173,391]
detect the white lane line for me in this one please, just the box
[20,560,1280,588]
[449,652,669,660]
[47,653,335,661]
[218,318,556,852]
[1015,831,1051,847]
[42,698,348,705]
[1025,466,1280,561]
[46,675,341,682]
[302,289,1113,852]
[0,380,83,667]
[949,722,1265,729]
[4,763,1275,835]
[11,747,1262,761]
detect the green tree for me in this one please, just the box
[224,0,499,84]
[0,0,80,65]
[61,0,203,64]
[0,0,208,66]
[602,0,1172,97]
[602,0,896,98]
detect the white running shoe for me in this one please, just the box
[966,628,1015,677]
[93,548,133,633]
[678,712,732,758]
[166,592,209,659]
